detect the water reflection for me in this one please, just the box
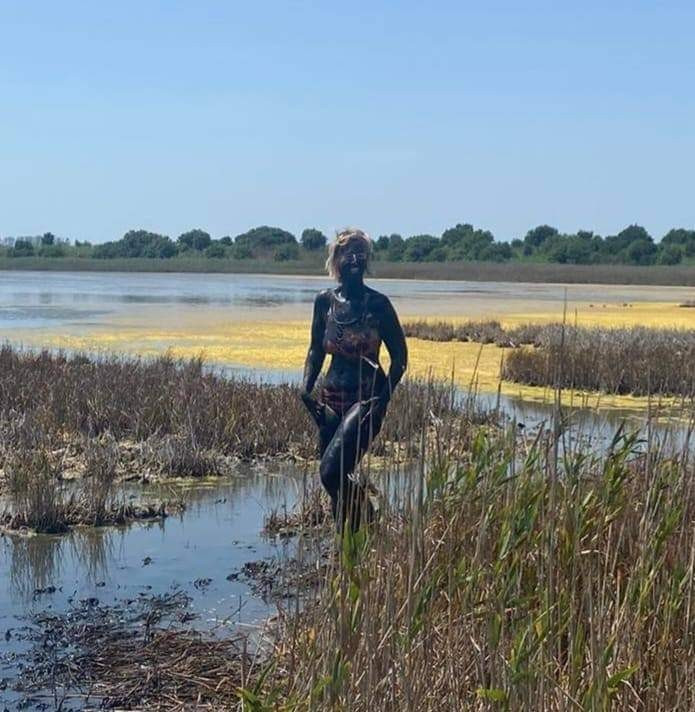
[69,529,114,585]
[8,535,65,600]
[0,472,301,623]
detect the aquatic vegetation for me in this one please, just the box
[503,324,695,397]
[243,421,695,711]
[4,445,66,533]
[404,318,509,344]
[0,344,481,493]
[404,319,695,399]
[17,413,691,709]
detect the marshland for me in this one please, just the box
[1,270,694,710]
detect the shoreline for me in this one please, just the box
[2,257,695,286]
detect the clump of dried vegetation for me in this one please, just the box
[14,591,261,710]
[405,319,695,397]
[0,344,483,532]
[239,416,695,711]
[503,325,695,397]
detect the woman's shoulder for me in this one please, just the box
[313,288,335,311]
[364,286,393,310]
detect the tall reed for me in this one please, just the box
[245,413,694,710]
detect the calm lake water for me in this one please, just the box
[1,269,692,330]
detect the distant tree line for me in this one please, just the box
[1,223,694,266]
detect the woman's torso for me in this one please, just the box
[321,288,386,412]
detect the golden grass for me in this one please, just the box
[8,301,693,415]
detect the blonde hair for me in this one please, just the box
[325,227,372,280]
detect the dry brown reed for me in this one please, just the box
[0,344,466,465]
[405,320,695,397]
[404,319,552,347]
[247,418,695,711]
[503,325,695,396]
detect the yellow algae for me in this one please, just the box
[402,300,694,330]
[8,300,693,416]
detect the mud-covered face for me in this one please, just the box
[337,240,369,280]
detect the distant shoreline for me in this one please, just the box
[1,256,695,287]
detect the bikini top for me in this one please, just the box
[323,290,381,362]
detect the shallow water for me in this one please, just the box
[1,270,693,331]
[0,463,308,706]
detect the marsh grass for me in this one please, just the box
[241,412,695,711]
[83,433,120,525]
[503,325,695,397]
[404,319,552,347]
[0,345,485,531]
[5,446,67,533]
[0,345,468,465]
[2,256,694,286]
[405,320,695,397]
[5,342,694,708]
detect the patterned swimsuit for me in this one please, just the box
[321,291,384,415]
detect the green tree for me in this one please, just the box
[205,242,226,258]
[274,243,300,261]
[375,235,390,251]
[604,224,652,256]
[11,239,34,257]
[386,234,404,262]
[426,247,448,262]
[300,228,327,251]
[657,245,682,265]
[625,238,657,265]
[38,244,66,258]
[177,229,212,251]
[235,226,297,255]
[94,230,176,259]
[233,244,253,259]
[441,223,497,260]
[523,225,558,250]
[41,232,55,246]
[403,234,439,262]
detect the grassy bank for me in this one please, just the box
[2,255,695,285]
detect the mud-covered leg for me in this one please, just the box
[319,400,384,531]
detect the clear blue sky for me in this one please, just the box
[1,1,694,243]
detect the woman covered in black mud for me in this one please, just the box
[301,228,408,531]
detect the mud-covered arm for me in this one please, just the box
[378,297,408,404]
[302,292,328,395]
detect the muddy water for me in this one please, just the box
[0,464,308,706]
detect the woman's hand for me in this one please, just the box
[301,390,324,425]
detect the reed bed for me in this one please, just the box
[405,320,695,397]
[404,318,549,347]
[503,325,695,397]
[31,414,690,709]
[7,357,694,709]
[244,417,695,711]
[0,344,467,464]
[0,344,486,531]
